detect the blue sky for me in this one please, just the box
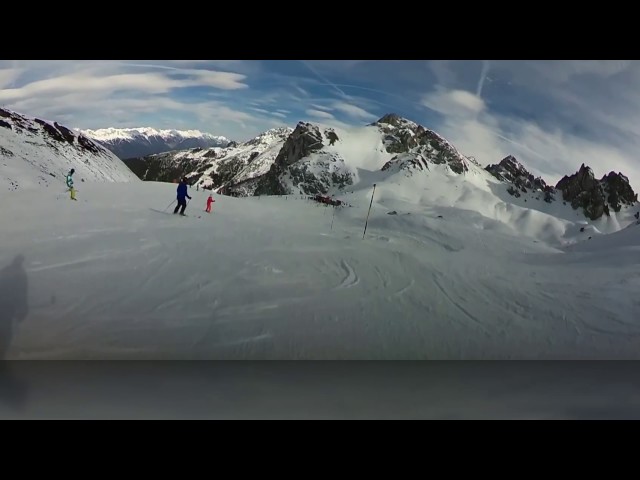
[1,60,639,186]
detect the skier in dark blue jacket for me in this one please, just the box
[173,177,192,215]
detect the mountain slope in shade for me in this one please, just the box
[80,127,232,159]
[0,108,139,192]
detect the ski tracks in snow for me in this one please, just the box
[335,259,360,289]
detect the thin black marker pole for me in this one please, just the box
[331,206,336,230]
[362,183,377,239]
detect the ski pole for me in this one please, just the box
[164,199,176,212]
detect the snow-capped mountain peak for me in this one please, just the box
[79,127,232,160]
[81,127,227,143]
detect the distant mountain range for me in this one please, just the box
[79,127,232,160]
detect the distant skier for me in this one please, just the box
[66,169,77,201]
[197,184,199,192]
[173,177,192,216]
[206,194,215,213]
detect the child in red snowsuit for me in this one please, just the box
[206,194,215,213]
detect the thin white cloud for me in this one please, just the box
[476,60,490,97]
[0,68,23,89]
[309,104,332,111]
[422,88,485,117]
[305,109,335,120]
[294,85,310,97]
[331,101,377,120]
[0,69,248,104]
[299,60,347,99]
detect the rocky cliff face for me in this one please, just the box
[486,155,554,201]
[601,171,638,213]
[374,114,469,175]
[555,164,638,220]
[253,122,351,196]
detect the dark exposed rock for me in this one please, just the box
[255,122,325,195]
[486,155,549,194]
[601,171,638,212]
[373,114,468,175]
[556,164,608,220]
[506,185,521,198]
[78,135,102,155]
[553,164,637,220]
[53,122,76,144]
[382,153,430,173]
[34,118,67,144]
[325,129,339,146]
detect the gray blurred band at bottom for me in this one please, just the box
[0,361,637,419]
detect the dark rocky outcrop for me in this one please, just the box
[77,135,102,155]
[484,154,637,219]
[53,122,76,144]
[34,119,67,144]
[601,171,638,213]
[0,146,13,157]
[373,114,468,174]
[254,122,325,195]
[325,129,339,146]
[555,164,637,220]
[382,153,430,172]
[486,155,550,194]
[556,164,607,220]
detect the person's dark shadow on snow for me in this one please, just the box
[0,254,29,414]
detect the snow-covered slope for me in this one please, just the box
[0,108,139,192]
[80,127,232,159]
[3,180,640,360]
